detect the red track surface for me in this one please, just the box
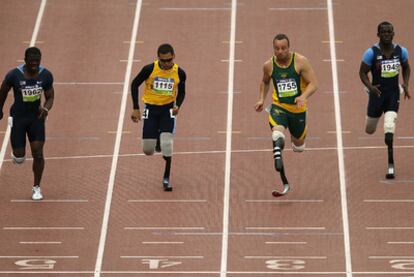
[0,0,413,276]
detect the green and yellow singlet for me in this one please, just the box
[271,53,307,113]
[142,60,180,106]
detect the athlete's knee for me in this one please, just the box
[384,111,397,134]
[272,130,285,149]
[160,132,174,157]
[365,116,379,134]
[11,152,26,164]
[292,142,306,153]
[31,150,44,160]
[142,139,157,155]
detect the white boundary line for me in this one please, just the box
[0,0,47,172]
[327,1,353,276]
[3,227,83,230]
[221,1,237,277]
[93,1,143,276]
[1,144,413,163]
[19,241,62,244]
[2,271,414,275]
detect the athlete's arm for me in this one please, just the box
[295,55,318,107]
[401,60,411,99]
[130,64,153,122]
[254,60,272,112]
[39,71,54,119]
[39,87,54,119]
[172,68,186,116]
[0,80,12,120]
[359,48,381,97]
[359,62,381,97]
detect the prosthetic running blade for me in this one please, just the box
[272,167,290,197]
[386,163,395,179]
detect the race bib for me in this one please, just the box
[152,77,174,96]
[381,59,400,78]
[21,85,43,102]
[276,78,298,98]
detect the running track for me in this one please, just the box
[0,0,413,276]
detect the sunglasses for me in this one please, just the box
[159,58,173,63]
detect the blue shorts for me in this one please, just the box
[367,90,399,118]
[142,103,176,139]
[10,115,45,149]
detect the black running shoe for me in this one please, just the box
[163,178,172,191]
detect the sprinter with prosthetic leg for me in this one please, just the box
[255,34,317,197]
[359,21,410,179]
[131,43,186,191]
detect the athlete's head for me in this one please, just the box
[157,43,175,70]
[24,47,42,74]
[377,21,394,45]
[273,34,290,62]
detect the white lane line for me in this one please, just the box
[364,199,414,203]
[123,40,144,44]
[128,199,207,203]
[0,272,93,274]
[265,241,307,245]
[327,0,353,276]
[19,241,62,244]
[246,227,325,230]
[174,232,278,236]
[0,256,78,259]
[323,59,344,62]
[387,241,414,244]
[380,180,414,184]
[54,82,123,85]
[269,7,327,11]
[120,59,140,62]
[322,40,343,43]
[23,40,44,44]
[398,136,414,139]
[2,144,413,164]
[142,241,184,244]
[0,0,47,172]
[121,256,203,259]
[125,227,204,230]
[244,256,327,259]
[369,256,414,259]
[11,199,88,203]
[366,227,414,230]
[221,1,237,277]
[221,59,242,62]
[217,130,240,134]
[3,227,84,230]
[246,199,323,203]
[94,1,143,276]
[1,270,414,274]
[159,7,230,11]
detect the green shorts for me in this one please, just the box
[268,104,307,140]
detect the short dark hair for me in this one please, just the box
[157,43,174,56]
[273,33,290,46]
[25,47,42,58]
[377,21,393,33]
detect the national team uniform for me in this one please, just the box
[269,53,307,139]
[362,43,409,117]
[131,60,186,139]
[3,64,53,149]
